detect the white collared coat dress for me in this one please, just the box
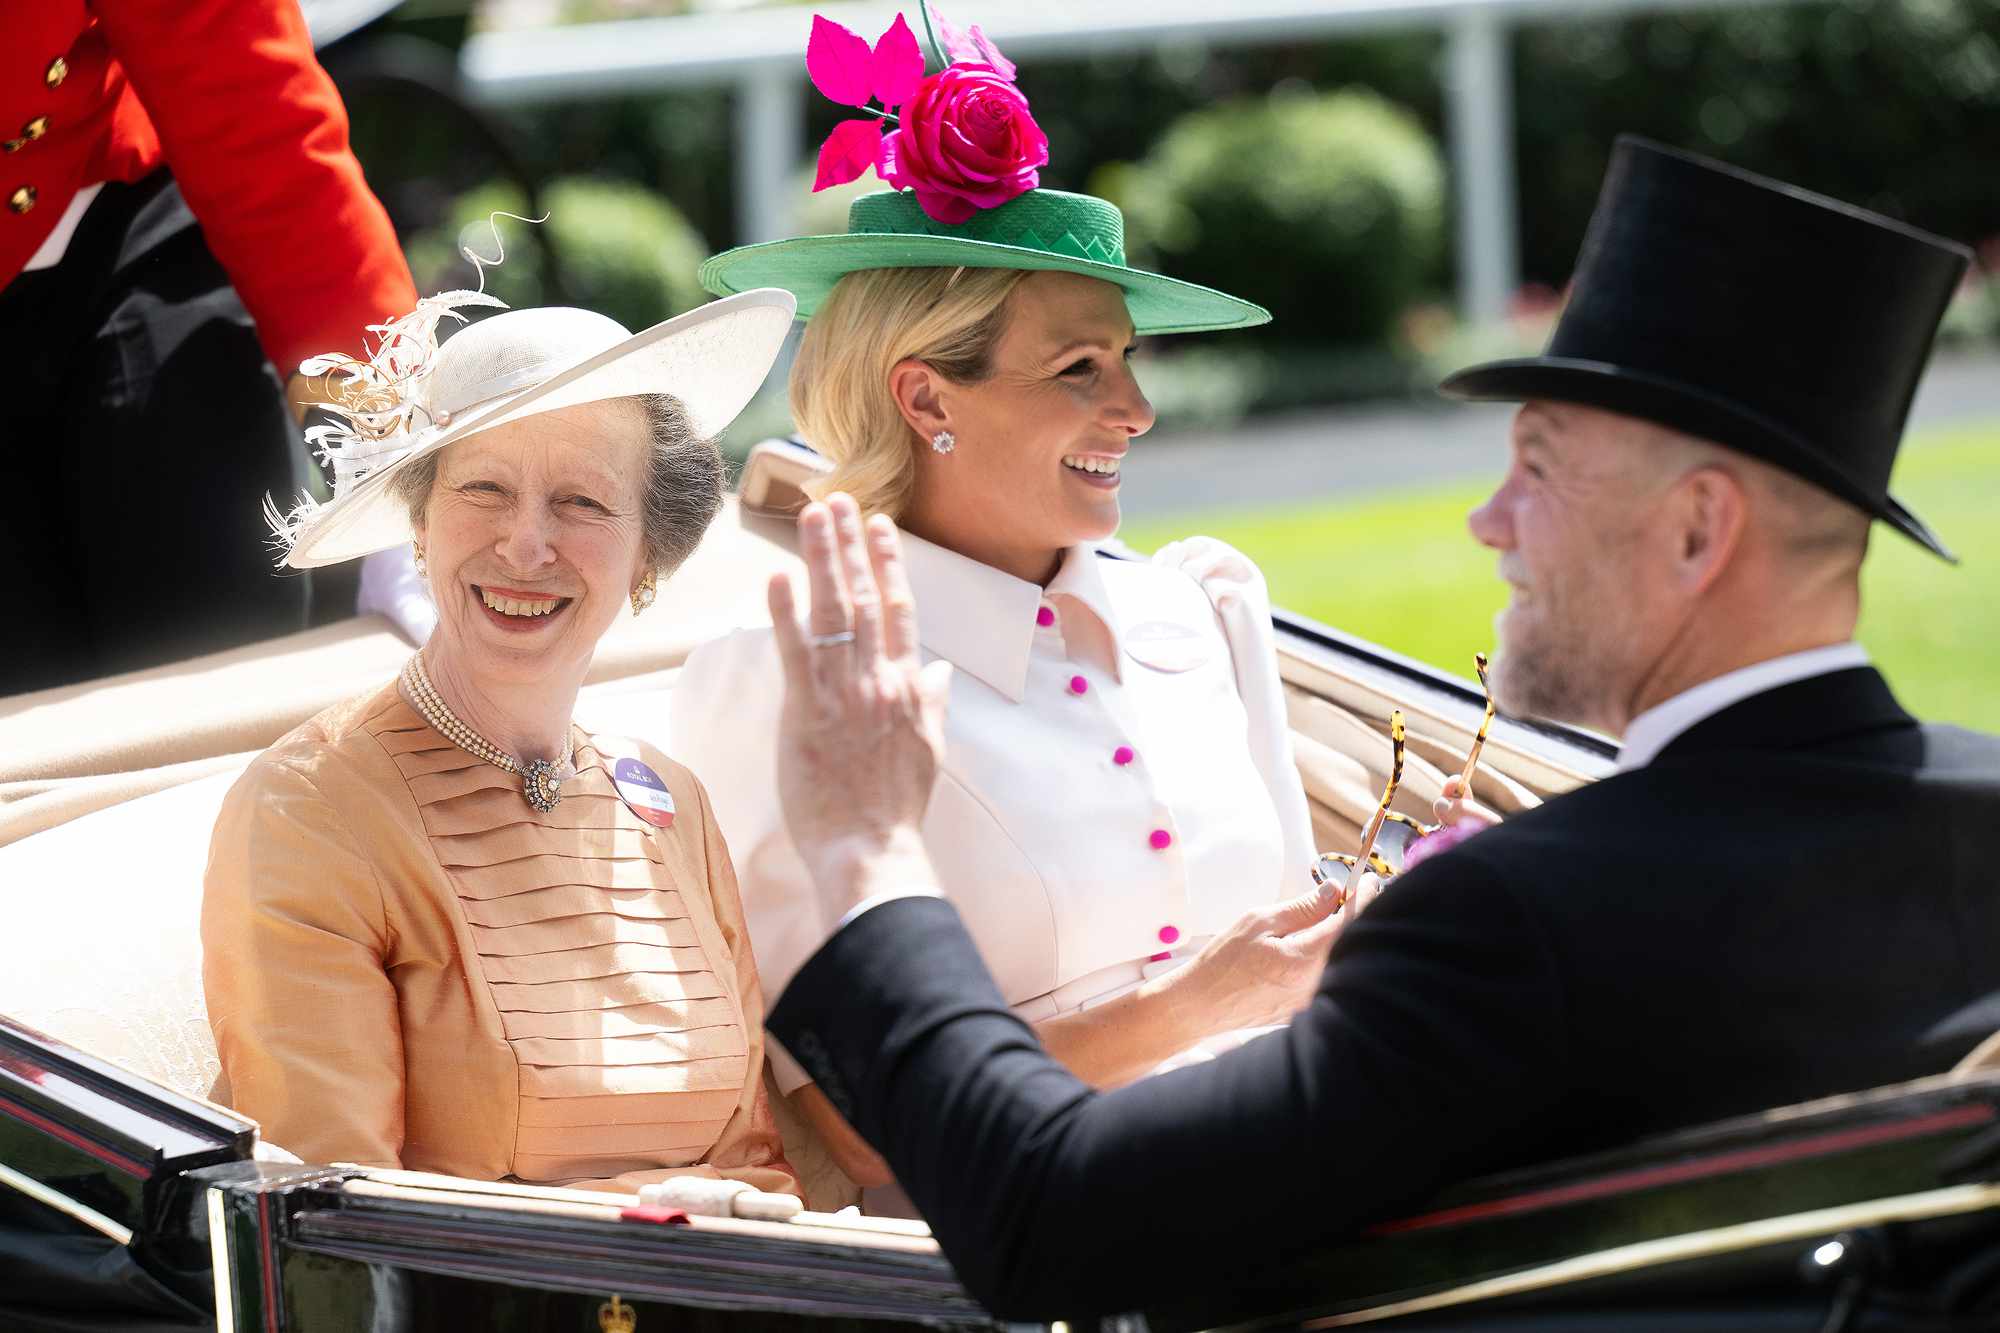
[670,531,1316,1095]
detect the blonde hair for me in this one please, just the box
[790,266,1028,518]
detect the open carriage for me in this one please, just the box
[2,446,1995,1331]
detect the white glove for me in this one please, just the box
[357,545,437,645]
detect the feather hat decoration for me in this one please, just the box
[265,288,508,556]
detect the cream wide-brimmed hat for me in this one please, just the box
[269,287,798,569]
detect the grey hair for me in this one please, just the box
[631,393,725,576]
[392,393,723,578]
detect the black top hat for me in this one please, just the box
[1440,136,1971,561]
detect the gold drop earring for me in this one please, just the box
[412,541,427,577]
[630,568,658,616]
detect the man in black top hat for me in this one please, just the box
[752,138,2000,1319]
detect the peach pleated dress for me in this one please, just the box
[202,682,795,1197]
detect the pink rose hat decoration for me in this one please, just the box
[806,3,1049,224]
[880,62,1048,224]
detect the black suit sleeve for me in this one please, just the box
[767,850,1573,1319]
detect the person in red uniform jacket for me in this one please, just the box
[0,0,417,695]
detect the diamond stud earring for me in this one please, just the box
[930,430,956,455]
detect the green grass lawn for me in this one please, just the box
[1121,422,2000,732]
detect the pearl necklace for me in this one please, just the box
[400,655,575,813]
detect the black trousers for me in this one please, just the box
[0,170,312,698]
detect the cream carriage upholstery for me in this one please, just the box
[1,771,247,1101]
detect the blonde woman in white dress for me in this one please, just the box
[673,175,1343,1204]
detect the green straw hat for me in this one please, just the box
[699,187,1270,336]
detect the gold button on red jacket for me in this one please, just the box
[2,1,416,369]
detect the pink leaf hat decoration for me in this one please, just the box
[806,15,875,107]
[872,13,925,108]
[925,0,1016,81]
[806,13,930,195]
[814,118,885,192]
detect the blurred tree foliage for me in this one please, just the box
[1513,0,2000,285]
[406,177,710,331]
[1094,88,1445,347]
[486,88,740,250]
[364,2,2000,284]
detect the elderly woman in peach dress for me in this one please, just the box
[202,285,802,1197]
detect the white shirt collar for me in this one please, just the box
[23,183,103,272]
[1616,642,1872,772]
[896,532,1121,703]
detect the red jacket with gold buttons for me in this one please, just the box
[2,0,417,370]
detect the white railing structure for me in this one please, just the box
[461,0,1775,324]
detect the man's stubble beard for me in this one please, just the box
[1491,590,1623,733]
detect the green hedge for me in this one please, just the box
[1096,88,1446,349]
[405,177,711,333]
[1513,1,2000,286]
